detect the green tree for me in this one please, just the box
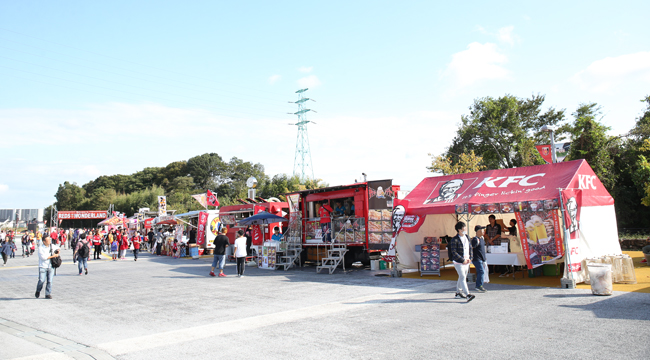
[566,103,616,190]
[186,153,228,190]
[427,150,485,175]
[446,94,565,170]
[55,181,86,210]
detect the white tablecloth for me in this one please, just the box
[485,252,526,266]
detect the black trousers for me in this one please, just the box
[133,249,139,260]
[2,252,7,264]
[156,243,162,255]
[236,257,246,275]
[94,245,102,259]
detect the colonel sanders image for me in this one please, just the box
[566,197,578,234]
[425,179,464,204]
[392,205,406,233]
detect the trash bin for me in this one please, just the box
[587,263,613,296]
[189,244,199,259]
[370,260,379,270]
[618,255,637,284]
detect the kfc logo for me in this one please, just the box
[391,205,406,233]
[578,175,597,190]
[566,197,578,234]
[425,179,465,204]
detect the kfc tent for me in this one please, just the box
[395,159,621,282]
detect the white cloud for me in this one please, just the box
[268,74,281,84]
[0,184,8,193]
[298,66,313,73]
[497,26,517,46]
[443,42,509,89]
[570,51,650,93]
[297,75,321,88]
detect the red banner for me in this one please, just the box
[516,205,564,269]
[144,218,154,228]
[535,145,553,164]
[58,211,108,220]
[207,189,220,207]
[197,211,209,246]
[252,225,263,245]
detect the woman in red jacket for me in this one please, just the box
[119,230,129,260]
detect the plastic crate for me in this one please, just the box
[528,267,543,278]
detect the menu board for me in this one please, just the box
[420,237,441,277]
[456,199,560,215]
[258,243,277,270]
[368,209,393,244]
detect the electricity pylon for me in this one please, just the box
[288,88,316,182]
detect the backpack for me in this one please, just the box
[78,241,89,258]
[50,244,62,268]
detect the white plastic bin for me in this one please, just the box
[587,263,613,296]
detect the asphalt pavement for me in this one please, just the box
[1,247,649,360]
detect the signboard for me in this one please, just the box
[207,212,220,244]
[58,211,108,220]
[258,243,277,270]
[420,237,441,276]
[367,180,394,210]
[157,196,167,217]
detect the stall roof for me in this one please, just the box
[282,180,393,196]
[174,211,202,218]
[400,159,613,217]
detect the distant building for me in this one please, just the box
[0,208,44,227]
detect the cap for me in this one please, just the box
[474,225,486,232]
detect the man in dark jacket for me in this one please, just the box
[449,221,475,302]
[472,225,487,293]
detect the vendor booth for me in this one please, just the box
[395,159,621,283]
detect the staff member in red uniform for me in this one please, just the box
[318,200,333,243]
[92,231,102,260]
[131,233,141,261]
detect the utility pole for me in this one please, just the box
[288,88,316,182]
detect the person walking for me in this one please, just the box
[1,238,17,266]
[147,228,154,251]
[449,221,475,303]
[110,236,119,261]
[210,227,229,277]
[9,239,17,259]
[74,233,90,275]
[92,231,102,260]
[471,225,488,293]
[35,235,60,299]
[155,229,163,256]
[120,230,129,259]
[131,232,141,261]
[21,233,29,258]
[234,230,247,277]
[60,230,67,250]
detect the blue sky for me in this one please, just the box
[1,1,649,209]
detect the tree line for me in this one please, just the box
[428,94,650,230]
[46,153,326,221]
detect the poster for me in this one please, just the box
[207,212,220,244]
[157,196,167,216]
[561,189,583,272]
[259,244,277,270]
[196,211,208,246]
[515,202,564,269]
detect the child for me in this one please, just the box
[110,237,119,261]
[172,240,179,259]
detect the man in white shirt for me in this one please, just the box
[233,230,248,277]
[36,235,60,299]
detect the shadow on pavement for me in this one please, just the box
[547,291,650,320]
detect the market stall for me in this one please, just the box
[395,159,621,283]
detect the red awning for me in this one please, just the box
[398,160,613,232]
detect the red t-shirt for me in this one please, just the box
[50,231,58,240]
[93,235,101,246]
[318,204,333,223]
[120,237,129,250]
[61,233,67,243]
[131,236,140,250]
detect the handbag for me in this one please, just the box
[50,244,62,269]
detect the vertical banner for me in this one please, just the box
[561,189,583,272]
[207,212,220,244]
[251,225,263,246]
[157,196,167,216]
[384,200,408,262]
[196,211,208,246]
[515,200,564,269]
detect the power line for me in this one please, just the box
[0,54,292,114]
[0,27,285,97]
[0,67,287,120]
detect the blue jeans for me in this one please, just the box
[37,267,54,295]
[77,256,88,274]
[473,259,485,288]
[212,254,225,270]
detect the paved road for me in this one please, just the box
[1,248,649,360]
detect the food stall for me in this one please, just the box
[395,159,622,283]
[285,179,402,268]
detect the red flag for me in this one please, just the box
[197,211,209,246]
[535,145,553,164]
[207,190,220,207]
